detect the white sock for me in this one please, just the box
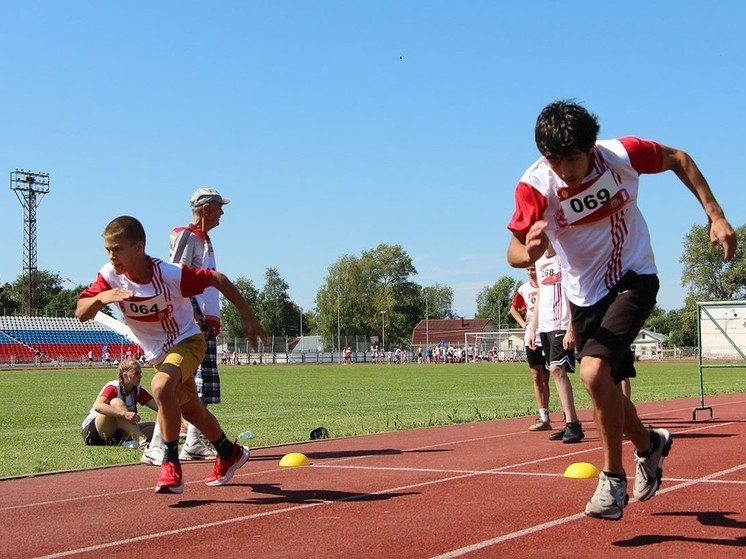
[539,408,549,422]
[148,422,163,450]
[185,423,202,446]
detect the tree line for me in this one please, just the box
[1,224,743,348]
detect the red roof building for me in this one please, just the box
[410,318,497,347]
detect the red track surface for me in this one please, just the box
[1,394,744,559]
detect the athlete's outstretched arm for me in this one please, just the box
[660,145,736,260]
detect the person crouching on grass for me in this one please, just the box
[81,358,157,448]
[76,215,268,494]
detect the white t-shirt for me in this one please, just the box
[169,223,221,333]
[81,380,153,430]
[534,252,570,332]
[79,257,212,364]
[512,280,540,346]
[508,136,663,306]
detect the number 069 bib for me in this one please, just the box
[557,170,631,226]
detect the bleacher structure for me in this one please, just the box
[0,316,141,367]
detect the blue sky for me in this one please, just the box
[1,1,744,318]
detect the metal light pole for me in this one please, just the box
[425,289,430,348]
[299,306,303,338]
[381,310,386,351]
[11,170,50,314]
[336,294,341,353]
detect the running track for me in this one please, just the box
[1,393,744,559]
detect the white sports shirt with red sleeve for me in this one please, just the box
[512,280,540,347]
[79,257,213,364]
[508,137,664,307]
[535,252,570,333]
[169,224,221,333]
[81,380,154,430]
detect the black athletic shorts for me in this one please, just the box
[539,330,575,372]
[81,422,126,446]
[525,345,546,370]
[570,271,659,384]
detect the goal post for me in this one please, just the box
[464,330,525,363]
[694,300,746,419]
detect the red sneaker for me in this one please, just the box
[155,461,184,494]
[204,443,250,486]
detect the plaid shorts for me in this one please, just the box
[195,335,221,404]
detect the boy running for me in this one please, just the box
[77,216,267,494]
[507,100,736,519]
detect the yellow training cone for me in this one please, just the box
[279,452,310,467]
[563,462,599,479]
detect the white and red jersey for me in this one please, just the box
[508,137,663,306]
[81,380,154,430]
[79,257,213,364]
[169,224,221,333]
[512,280,540,346]
[535,252,570,332]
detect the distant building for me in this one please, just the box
[411,318,497,347]
[632,329,666,360]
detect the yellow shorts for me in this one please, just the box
[156,334,207,406]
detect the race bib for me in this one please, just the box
[557,170,631,226]
[120,293,173,323]
[539,262,560,285]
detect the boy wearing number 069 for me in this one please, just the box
[507,100,736,520]
[77,216,268,494]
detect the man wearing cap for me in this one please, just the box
[141,187,230,465]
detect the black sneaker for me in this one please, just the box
[548,428,566,441]
[562,422,585,444]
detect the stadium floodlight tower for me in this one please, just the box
[10,169,50,315]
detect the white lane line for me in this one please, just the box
[427,462,746,559]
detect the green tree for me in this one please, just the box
[220,277,260,339]
[316,255,366,348]
[476,276,522,329]
[302,308,319,335]
[45,285,86,317]
[680,223,746,301]
[422,284,456,319]
[676,223,745,345]
[315,244,434,349]
[258,267,297,335]
[8,270,65,313]
[0,282,15,313]
[361,244,419,347]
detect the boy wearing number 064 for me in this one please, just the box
[77,216,268,494]
[507,100,736,520]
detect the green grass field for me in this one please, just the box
[1,361,744,478]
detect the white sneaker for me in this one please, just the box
[140,445,164,466]
[179,440,218,461]
[633,428,673,501]
[585,472,629,520]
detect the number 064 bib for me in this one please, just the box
[557,169,631,226]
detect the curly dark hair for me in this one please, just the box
[535,100,600,157]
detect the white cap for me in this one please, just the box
[190,187,231,208]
